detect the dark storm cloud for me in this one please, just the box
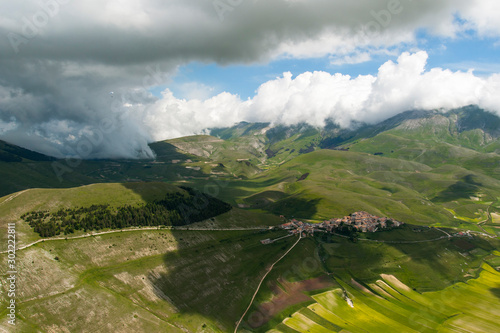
[0,0,472,64]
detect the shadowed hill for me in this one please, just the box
[0,139,56,162]
[1,170,500,332]
[0,138,208,197]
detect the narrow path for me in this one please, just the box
[0,189,28,206]
[477,202,496,235]
[234,232,302,333]
[359,236,450,244]
[172,226,265,231]
[435,227,452,238]
[1,227,163,253]
[330,229,497,243]
[8,223,491,255]
[0,226,268,254]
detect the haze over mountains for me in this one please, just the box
[2,1,500,160]
[3,104,500,158]
[2,51,500,160]
[1,104,499,197]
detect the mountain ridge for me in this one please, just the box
[0,105,499,198]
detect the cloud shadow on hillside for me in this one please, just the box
[147,228,303,331]
[119,178,325,331]
[119,180,305,330]
[432,174,482,203]
[268,196,320,220]
[117,172,498,331]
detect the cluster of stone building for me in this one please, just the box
[323,211,403,233]
[280,211,403,235]
[280,219,316,235]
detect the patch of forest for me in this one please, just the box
[21,186,232,237]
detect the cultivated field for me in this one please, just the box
[272,263,500,333]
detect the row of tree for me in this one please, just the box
[21,187,232,237]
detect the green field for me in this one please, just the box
[0,209,291,331]
[1,181,499,332]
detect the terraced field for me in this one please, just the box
[272,263,500,333]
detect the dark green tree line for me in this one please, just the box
[21,187,232,237]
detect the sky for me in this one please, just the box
[0,0,500,159]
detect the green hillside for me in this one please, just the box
[1,106,500,332]
[0,183,183,246]
[176,148,500,237]
[1,182,498,332]
[0,182,288,332]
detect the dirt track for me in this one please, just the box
[234,232,303,333]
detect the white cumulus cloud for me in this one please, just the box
[144,51,500,140]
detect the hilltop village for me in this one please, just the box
[281,211,402,236]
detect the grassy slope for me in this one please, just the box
[345,117,500,232]
[0,182,499,332]
[245,226,500,332]
[0,227,296,332]
[0,182,284,332]
[196,113,500,232]
[0,160,97,197]
[179,148,500,233]
[5,218,496,333]
[166,134,267,178]
[196,112,500,230]
[0,182,182,248]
